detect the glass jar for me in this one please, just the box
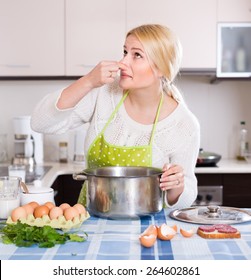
[59,142,68,163]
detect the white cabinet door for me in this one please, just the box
[126,0,217,69]
[0,0,64,76]
[65,0,126,76]
[218,0,251,22]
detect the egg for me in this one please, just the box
[59,203,71,211]
[180,228,195,238]
[11,206,27,222]
[28,201,40,210]
[63,207,79,221]
[157,223,176,240]
[22,203,34,215]
[171,224,178,233]
[49,206,63,220]
[33,205,50,218]
[139,234,157,248]
[73,203,86,215]
[44,201,55,210]
[141,225,158,237]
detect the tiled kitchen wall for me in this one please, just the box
[0,76,251,161]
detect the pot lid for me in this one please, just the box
[169,205,251,224]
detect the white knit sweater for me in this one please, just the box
[31,81,200,209]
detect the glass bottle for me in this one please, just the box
[237,121,249,160]
[59,142,68,163]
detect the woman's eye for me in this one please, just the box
[123,50,127,56]
[134,52,142,59]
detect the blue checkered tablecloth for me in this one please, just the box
[0,209,251,260]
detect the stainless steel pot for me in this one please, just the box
[73,166,163,219]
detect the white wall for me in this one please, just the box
[176,76,251,158]
[0,76,251,162]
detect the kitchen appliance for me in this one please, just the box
[170,205,251,225]
[0,165,51,184]
[196,148,221,167]
[12,116,44,166]
[73,166,163,218]
[217,23,251,78]
[193,185,223,206]
[0,134,8,163]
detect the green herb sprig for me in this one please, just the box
[0,221,87,248]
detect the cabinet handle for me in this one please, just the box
[0,64,30,68]
[76,64,95,68]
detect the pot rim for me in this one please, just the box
[82,166,163,178]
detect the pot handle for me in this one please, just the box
[72,172,87,181]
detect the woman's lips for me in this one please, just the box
[120,72,132,79]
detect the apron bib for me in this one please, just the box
[78,91,163,205]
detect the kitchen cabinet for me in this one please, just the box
[218,0,251,22]
[126,0,217,70]
[65,0,126,76]
[0,0,64,76]
[196,173,251,208]
[2,1,250,78]
[223,174,251,208]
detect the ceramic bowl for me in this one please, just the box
[20,186,55,205]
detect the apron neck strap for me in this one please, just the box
[149,92,164,145]
[101,90,129,134]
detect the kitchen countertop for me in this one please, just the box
[195,158,251,174]
[0,208,251,260]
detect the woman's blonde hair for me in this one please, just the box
[126,24,184,102]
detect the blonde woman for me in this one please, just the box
[31,24,200,209]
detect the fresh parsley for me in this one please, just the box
[0,221,87,248]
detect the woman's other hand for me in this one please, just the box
[160,163,184,205]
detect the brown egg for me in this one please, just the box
[141,225,158,237]
[73,203,86,215]
[11,207,27,222]
[139,234,157,248]
[59,203,71,211]
[44,201,55,210]
[157,224,176,241]
[49,206,63,220]
[180,228,195,238]
[63,207,79,221]
[22,203,34,215]
[34,205,50,218]
[28,201,40,210]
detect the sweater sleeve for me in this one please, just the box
[31,88,98,134]
[164,116,200,209]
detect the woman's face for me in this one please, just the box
[118,35,160,91]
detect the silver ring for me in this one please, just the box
[176,180,180,185]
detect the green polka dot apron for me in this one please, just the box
[78,91,164,205]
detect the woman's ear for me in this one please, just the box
[157,69,164,78]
